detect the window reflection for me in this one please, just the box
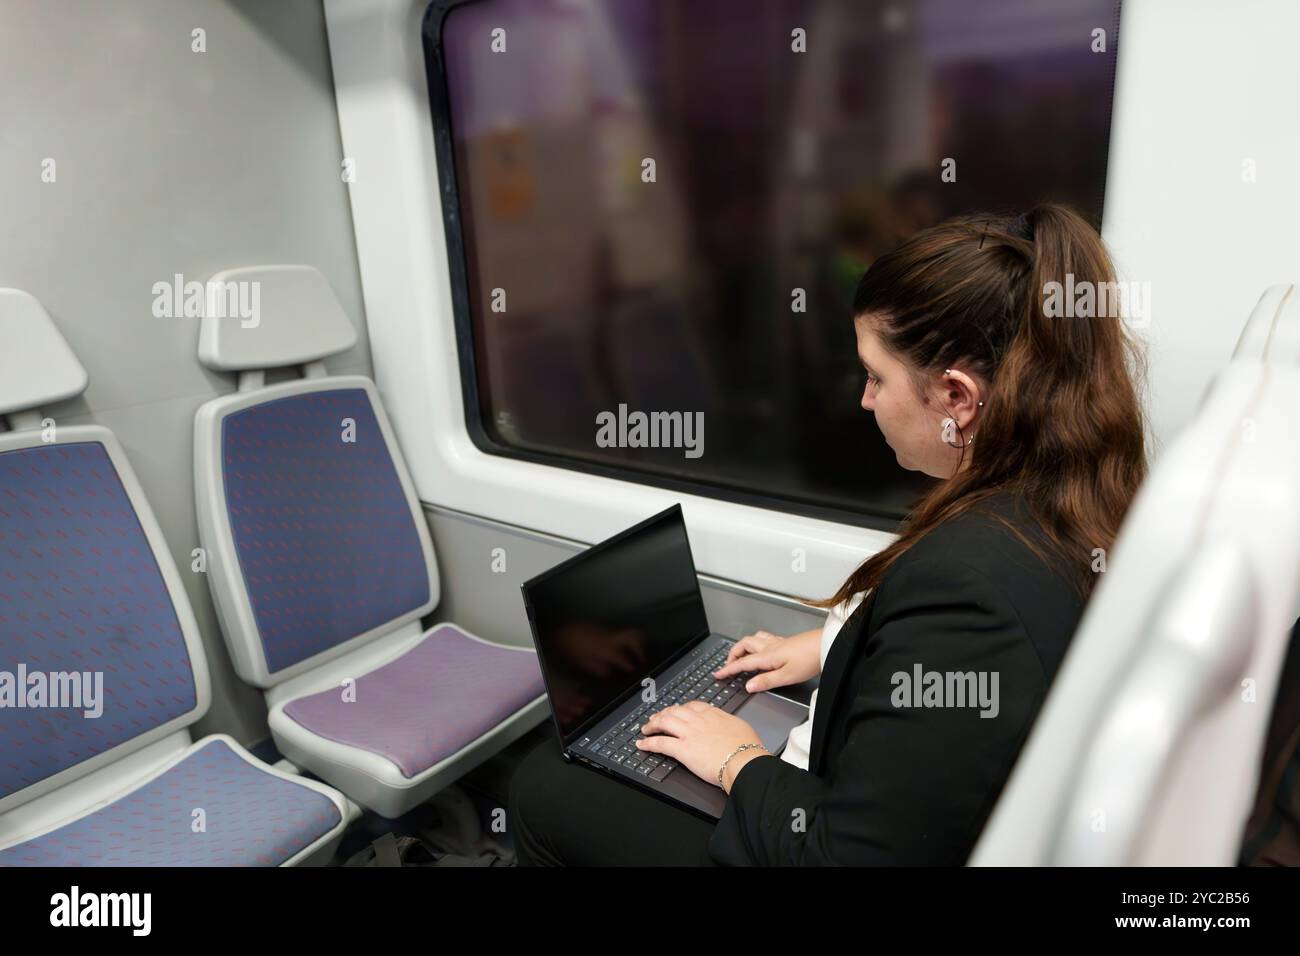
[438,0,1120,521]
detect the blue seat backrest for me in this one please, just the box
[0,441,198,799]
[219,386,431,674]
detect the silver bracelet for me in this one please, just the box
[718,743,768,788]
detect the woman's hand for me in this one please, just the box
[712,629,821,692]
[637,702,767,792]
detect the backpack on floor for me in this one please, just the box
[341,784,515,868]
[343,831,509,867]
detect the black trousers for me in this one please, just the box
[508,737,719,866]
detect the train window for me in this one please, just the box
[422,0,1122,528]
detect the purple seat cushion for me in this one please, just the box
[281,624,545,778]
[0,738,341,866]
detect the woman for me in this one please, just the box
[508,203,1147,866]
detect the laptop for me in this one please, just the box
[521,504,809,819]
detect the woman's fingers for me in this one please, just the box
[643,701,711,733]
[743,667,789,693]
[639,702,713,759]
[720,631,783,676]
[728,631,780,661]
[715,652,775,679]
[724,635,762,665]
[640,708,690,738]
[634,733,682,759]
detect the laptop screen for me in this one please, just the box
[523,506,709,743]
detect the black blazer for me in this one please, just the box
[709,492,1087,865]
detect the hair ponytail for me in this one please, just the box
[813,203,1147,609]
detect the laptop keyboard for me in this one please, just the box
[575,645,749,783]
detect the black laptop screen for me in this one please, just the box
[524,507,709,742]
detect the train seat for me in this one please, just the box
[1230,283,1300,864]
[192,265,548,819]
[0,288,351,866]
[972,337,1300,864]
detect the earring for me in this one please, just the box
[941,417,977,448]
[943,371,983,446]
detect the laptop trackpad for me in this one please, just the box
[735,691,809,755]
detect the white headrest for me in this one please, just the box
[1233,283,1300,364]
[0,289,88,416]
[197,265,358,372]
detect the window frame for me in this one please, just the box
[420,0,913,534]
[418,0,1121,535]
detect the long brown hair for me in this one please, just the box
[814,203,1147,609]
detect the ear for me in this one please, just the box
[936,367,984,428]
